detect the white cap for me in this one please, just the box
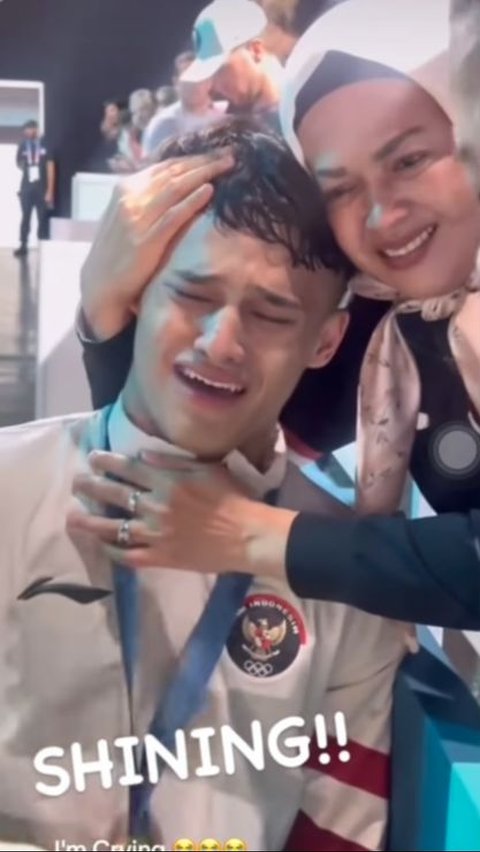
[181,0,268,83]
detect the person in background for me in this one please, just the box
[154,84,177,110]
[174,50,201,87]
[91,98,124,173]
[256,0,342,64]
[100,99,123,144]
[112,89,156,173]
[181,0,283,132]
[143,52,226,157]
[450,0,480,192]
[130,89,156,135]
[13,120,55,259]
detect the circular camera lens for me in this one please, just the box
[430,423,480,478]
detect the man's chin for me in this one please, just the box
[171,430,235,462]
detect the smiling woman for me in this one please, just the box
[281,0,480,516]
[295,59,480,302]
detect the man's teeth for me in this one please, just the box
[181,367,243,394]
[383,226,435,258]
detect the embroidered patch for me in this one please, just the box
[226,594,306,678]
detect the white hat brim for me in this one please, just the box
[180,53,227,83]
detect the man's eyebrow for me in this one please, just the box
[174,270,223,285]
[252,285,302,310]
[172,272,302,310]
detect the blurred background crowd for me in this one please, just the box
[71,1,338,179]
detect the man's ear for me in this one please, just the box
[308,310,350,369]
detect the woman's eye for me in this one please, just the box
[394,151,428,172]
[323,185,355,203]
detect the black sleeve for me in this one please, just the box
[45,144,56,163]
[16,142,24,169]
[286,510,480,629]
[79,314,136,409]
[281,296,388,452]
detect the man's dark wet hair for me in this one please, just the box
[159,117,354,279]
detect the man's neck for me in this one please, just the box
[121,383,277,473]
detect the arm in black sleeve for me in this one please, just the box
[78,311,136,409]
[286,510,480,629]
[16,142,24,169]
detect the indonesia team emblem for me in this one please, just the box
[226,594,306,678]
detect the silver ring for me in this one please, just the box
[117,519,131,547]
[127,489,142,515]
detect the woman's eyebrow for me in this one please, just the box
[373,126,424,161]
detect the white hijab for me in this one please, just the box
[280,0,480,514]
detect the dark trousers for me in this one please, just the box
[19,183,49,248]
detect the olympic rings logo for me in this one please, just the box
[244,660,274,677]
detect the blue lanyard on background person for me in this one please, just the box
[26,139,40,166]
[104,428,260,840]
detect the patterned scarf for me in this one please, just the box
[351,269,480,513]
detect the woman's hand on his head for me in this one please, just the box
[80,149,234,341]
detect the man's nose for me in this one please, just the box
[194,308,245,365]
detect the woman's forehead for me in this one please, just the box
[297,78,449,164]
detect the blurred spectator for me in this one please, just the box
[155,85,177,109]
[100,99,123,142]
[450,0,480,192]
[181,0,283,131]
[91,98,124,172]
[13,120,55,258]
[173,50,197,86]
[256,0,341,62]
[112,89,156,173]
[143,53,226,157]
[129,88,156,134]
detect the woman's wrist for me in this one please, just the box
[243,500,298,581]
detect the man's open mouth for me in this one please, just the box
[175,365,247,398]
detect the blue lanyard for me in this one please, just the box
[126,571,252,838]
[105,433,254,838]
[113,550,251,839]
[27,140,40,166]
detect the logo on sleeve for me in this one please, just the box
[226,594,306,678]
